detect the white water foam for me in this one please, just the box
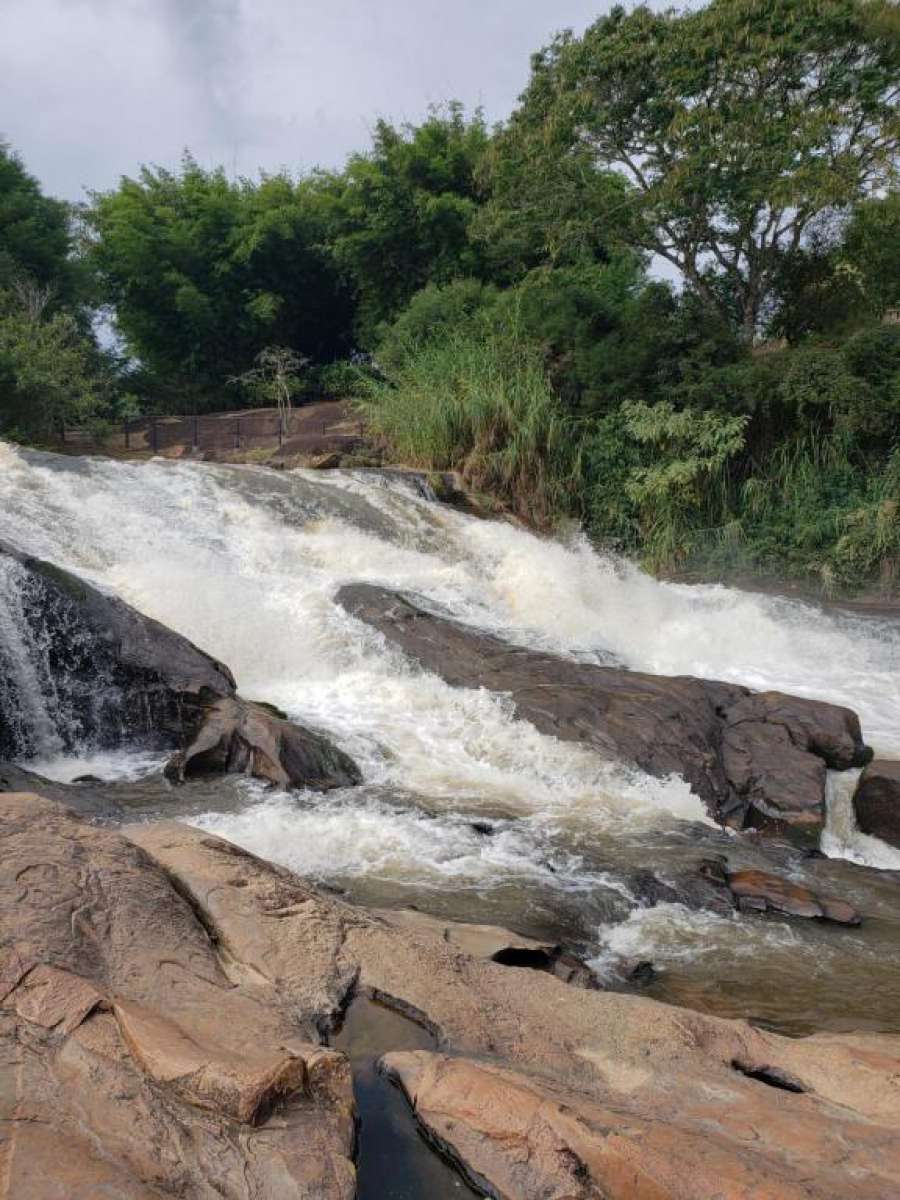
[1,443,898,879]
[27,748,170,784]
[589,902,805,977]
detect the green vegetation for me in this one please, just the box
[1,0,898,592]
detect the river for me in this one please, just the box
[1,441,899,1038]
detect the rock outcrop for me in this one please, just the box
[164,695,361,791]
[0,538,235,759]
[126,817,900,1199]
[337,584,870,844]
[853,759,900,848]
[0,793,356,1199]
[5,797,899,1198]
[0,541,361,792]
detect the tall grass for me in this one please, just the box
[358,317,581,526]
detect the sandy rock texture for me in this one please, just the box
[2,795,898,1198]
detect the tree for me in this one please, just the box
[320,104,490,343]
[87,156,353,406]
[229,345,308,432]
[513,0,900,338]
[0,283,102,440]
[0,141,81,308]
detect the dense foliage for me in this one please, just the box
[1,0,898,592]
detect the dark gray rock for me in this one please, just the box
[853,760,900,848]
[337,584,869,845]
[0,761,123,819]
[0,538,235,759]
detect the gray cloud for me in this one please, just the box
[1,0,609,200]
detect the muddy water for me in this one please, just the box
[2,443,900,1042]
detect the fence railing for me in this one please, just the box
[61,405,364,457]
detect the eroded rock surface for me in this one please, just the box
[337,584,870,843]
[853,759,900,848]
[0,794,356,1199]
[128,818,900,1200]
[164,695,361,791]
[5,799,899,1198]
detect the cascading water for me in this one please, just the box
[2,439,900,1035]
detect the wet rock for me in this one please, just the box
[624,959,658,987]
[0,761,123,819]
[163,695,361,791]
[726,869,861,926]
[337,584,870,846]
[0,538,235,760]
[633,859,861,926]
[631,858,737,917]
[853,760,900,848]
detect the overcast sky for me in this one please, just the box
[2,0,617,202]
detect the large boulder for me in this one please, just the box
[337,584,870,845]
[164,695,361,791]
[853,759,900,848]
[0,540,361,793]
[0,538,235,759]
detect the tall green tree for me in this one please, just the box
[320,103,490,343]
[510,0,900,338]
[87,156,353,406]
[0,141,81,307]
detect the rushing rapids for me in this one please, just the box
[1,440,900,1037]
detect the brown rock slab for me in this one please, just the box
[853,759,900,848]
[382,1050,899,1200]
[337,584,870,845]
[0,794,356,1199]
[4,798,896,1199]
[726,869,861,925]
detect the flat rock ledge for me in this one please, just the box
[337,583,871,845]
[2,794,899,1198]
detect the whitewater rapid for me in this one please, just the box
[2,443,900,1032]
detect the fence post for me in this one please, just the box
[124,421,130,450]
[151,418,158,454]
[234,418,241,450]
[193,414,199,450]
[278,412,283,449]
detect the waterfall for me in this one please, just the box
[0,555,68,758]
[1,440,898,874]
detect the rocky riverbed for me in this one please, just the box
[2,445,900,1197]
